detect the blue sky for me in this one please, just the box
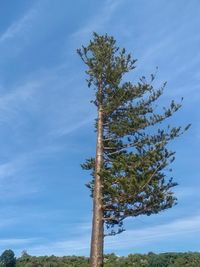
[0,0,199,257]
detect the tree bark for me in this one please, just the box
[90,83,104,267]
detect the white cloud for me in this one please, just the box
[71,0,122,41]
[52,116,94,137]
[175,186,200,199]
[0,61,94,201]
[27,236,90,256]
[0,218,19,229]
[0,238,37,247]
[18,214,200,256]
[0,81,39,123]
[105,215,200,250]
[0,5,38,44]
[0,155,38,200]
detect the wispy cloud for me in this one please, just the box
[71,0,122,41]
[175,186,200,200]
[52,116,94,137]
[105,215,200,251]
[0,160,20,179]
[0,218,20,229]
[0,61,94,200]
[0,4,38,44]
[0,155,38,200]
[0,81,39,124]
[0,238,37,247]
[20,214,200,256]
[27,236,90,256]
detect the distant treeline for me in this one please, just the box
[15,252,200,267]
[1,250,200,267]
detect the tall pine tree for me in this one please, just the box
[77,33,190,267]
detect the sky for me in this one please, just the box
[0,0,199,257]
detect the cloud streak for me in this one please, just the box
[0,81,39,124]
[106,215,200,251]
[52,116,94,137]
[0,238,37,247]
[20,214,200,256]
[71,0,122,41]
[0,4,38,44]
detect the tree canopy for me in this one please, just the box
[78,33,190,239]
[0,249,16,267]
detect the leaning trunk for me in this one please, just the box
[90,84,104,267]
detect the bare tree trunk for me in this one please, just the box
[90,84,104,267]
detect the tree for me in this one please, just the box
[0,250,16,267]
[77,33,190,267]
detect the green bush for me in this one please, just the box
[0,250,16,267]
[13,252,200,267]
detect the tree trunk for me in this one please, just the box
[90,84,104,267]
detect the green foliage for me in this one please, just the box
[15,253,200,267]
[78,33,190,236]
[0,250,16,267]
[16,255,89,267]
[16,256,89,267]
